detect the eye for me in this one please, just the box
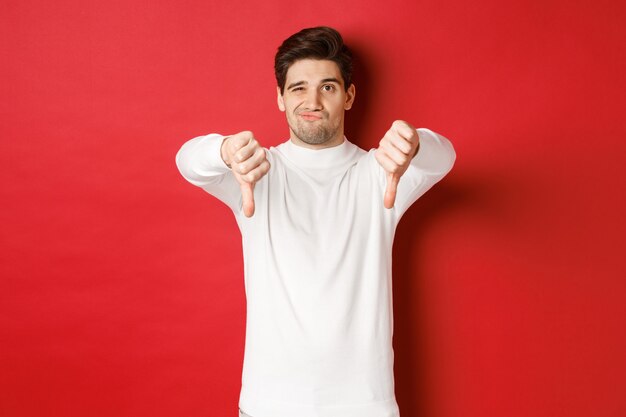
[322,84,335,92]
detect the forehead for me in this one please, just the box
[285,59,343,85]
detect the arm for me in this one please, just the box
[393,127,455,214]
[176,133,241,212]
[175,131,270,216]
[374,121,456,216]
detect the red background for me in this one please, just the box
[1,1,625,416]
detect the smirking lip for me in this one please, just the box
[299,112,322,121]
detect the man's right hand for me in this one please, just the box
[220,131,270,217]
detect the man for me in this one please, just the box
[176,26,455,417]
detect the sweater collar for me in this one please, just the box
[278,137,358,170]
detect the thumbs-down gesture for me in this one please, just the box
[220,131,270,217]
[374,120,420,209]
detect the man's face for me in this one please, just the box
[277,59,355,149]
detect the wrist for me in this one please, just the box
[220,136,232,168]
[412,141,420,158]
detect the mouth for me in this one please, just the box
[298,112,323,121]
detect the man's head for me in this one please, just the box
[275,26,353,95]
[275,27,356,149]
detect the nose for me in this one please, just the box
[304,88,323,110]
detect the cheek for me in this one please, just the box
[285,98,300,112]
[328,101,345,117]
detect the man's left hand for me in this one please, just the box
[374,120,420,209]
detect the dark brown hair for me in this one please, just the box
[274,26,353,94]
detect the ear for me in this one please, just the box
[277,86,285,112]
[344,83,356,110]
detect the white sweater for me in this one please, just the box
[176,129,456,417]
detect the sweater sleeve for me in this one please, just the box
[383,128,456,218]
[175,133,242,212]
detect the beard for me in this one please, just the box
[287,112,341,145]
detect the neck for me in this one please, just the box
[290,136,345,149]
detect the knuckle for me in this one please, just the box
[234,131,254,146]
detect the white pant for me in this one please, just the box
[239,409,253,417]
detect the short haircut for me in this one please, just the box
[274,26,353,94]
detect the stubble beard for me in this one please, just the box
[288,113,341,146]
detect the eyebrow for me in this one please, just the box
[286,78,342,90]
[287,81,306,90]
